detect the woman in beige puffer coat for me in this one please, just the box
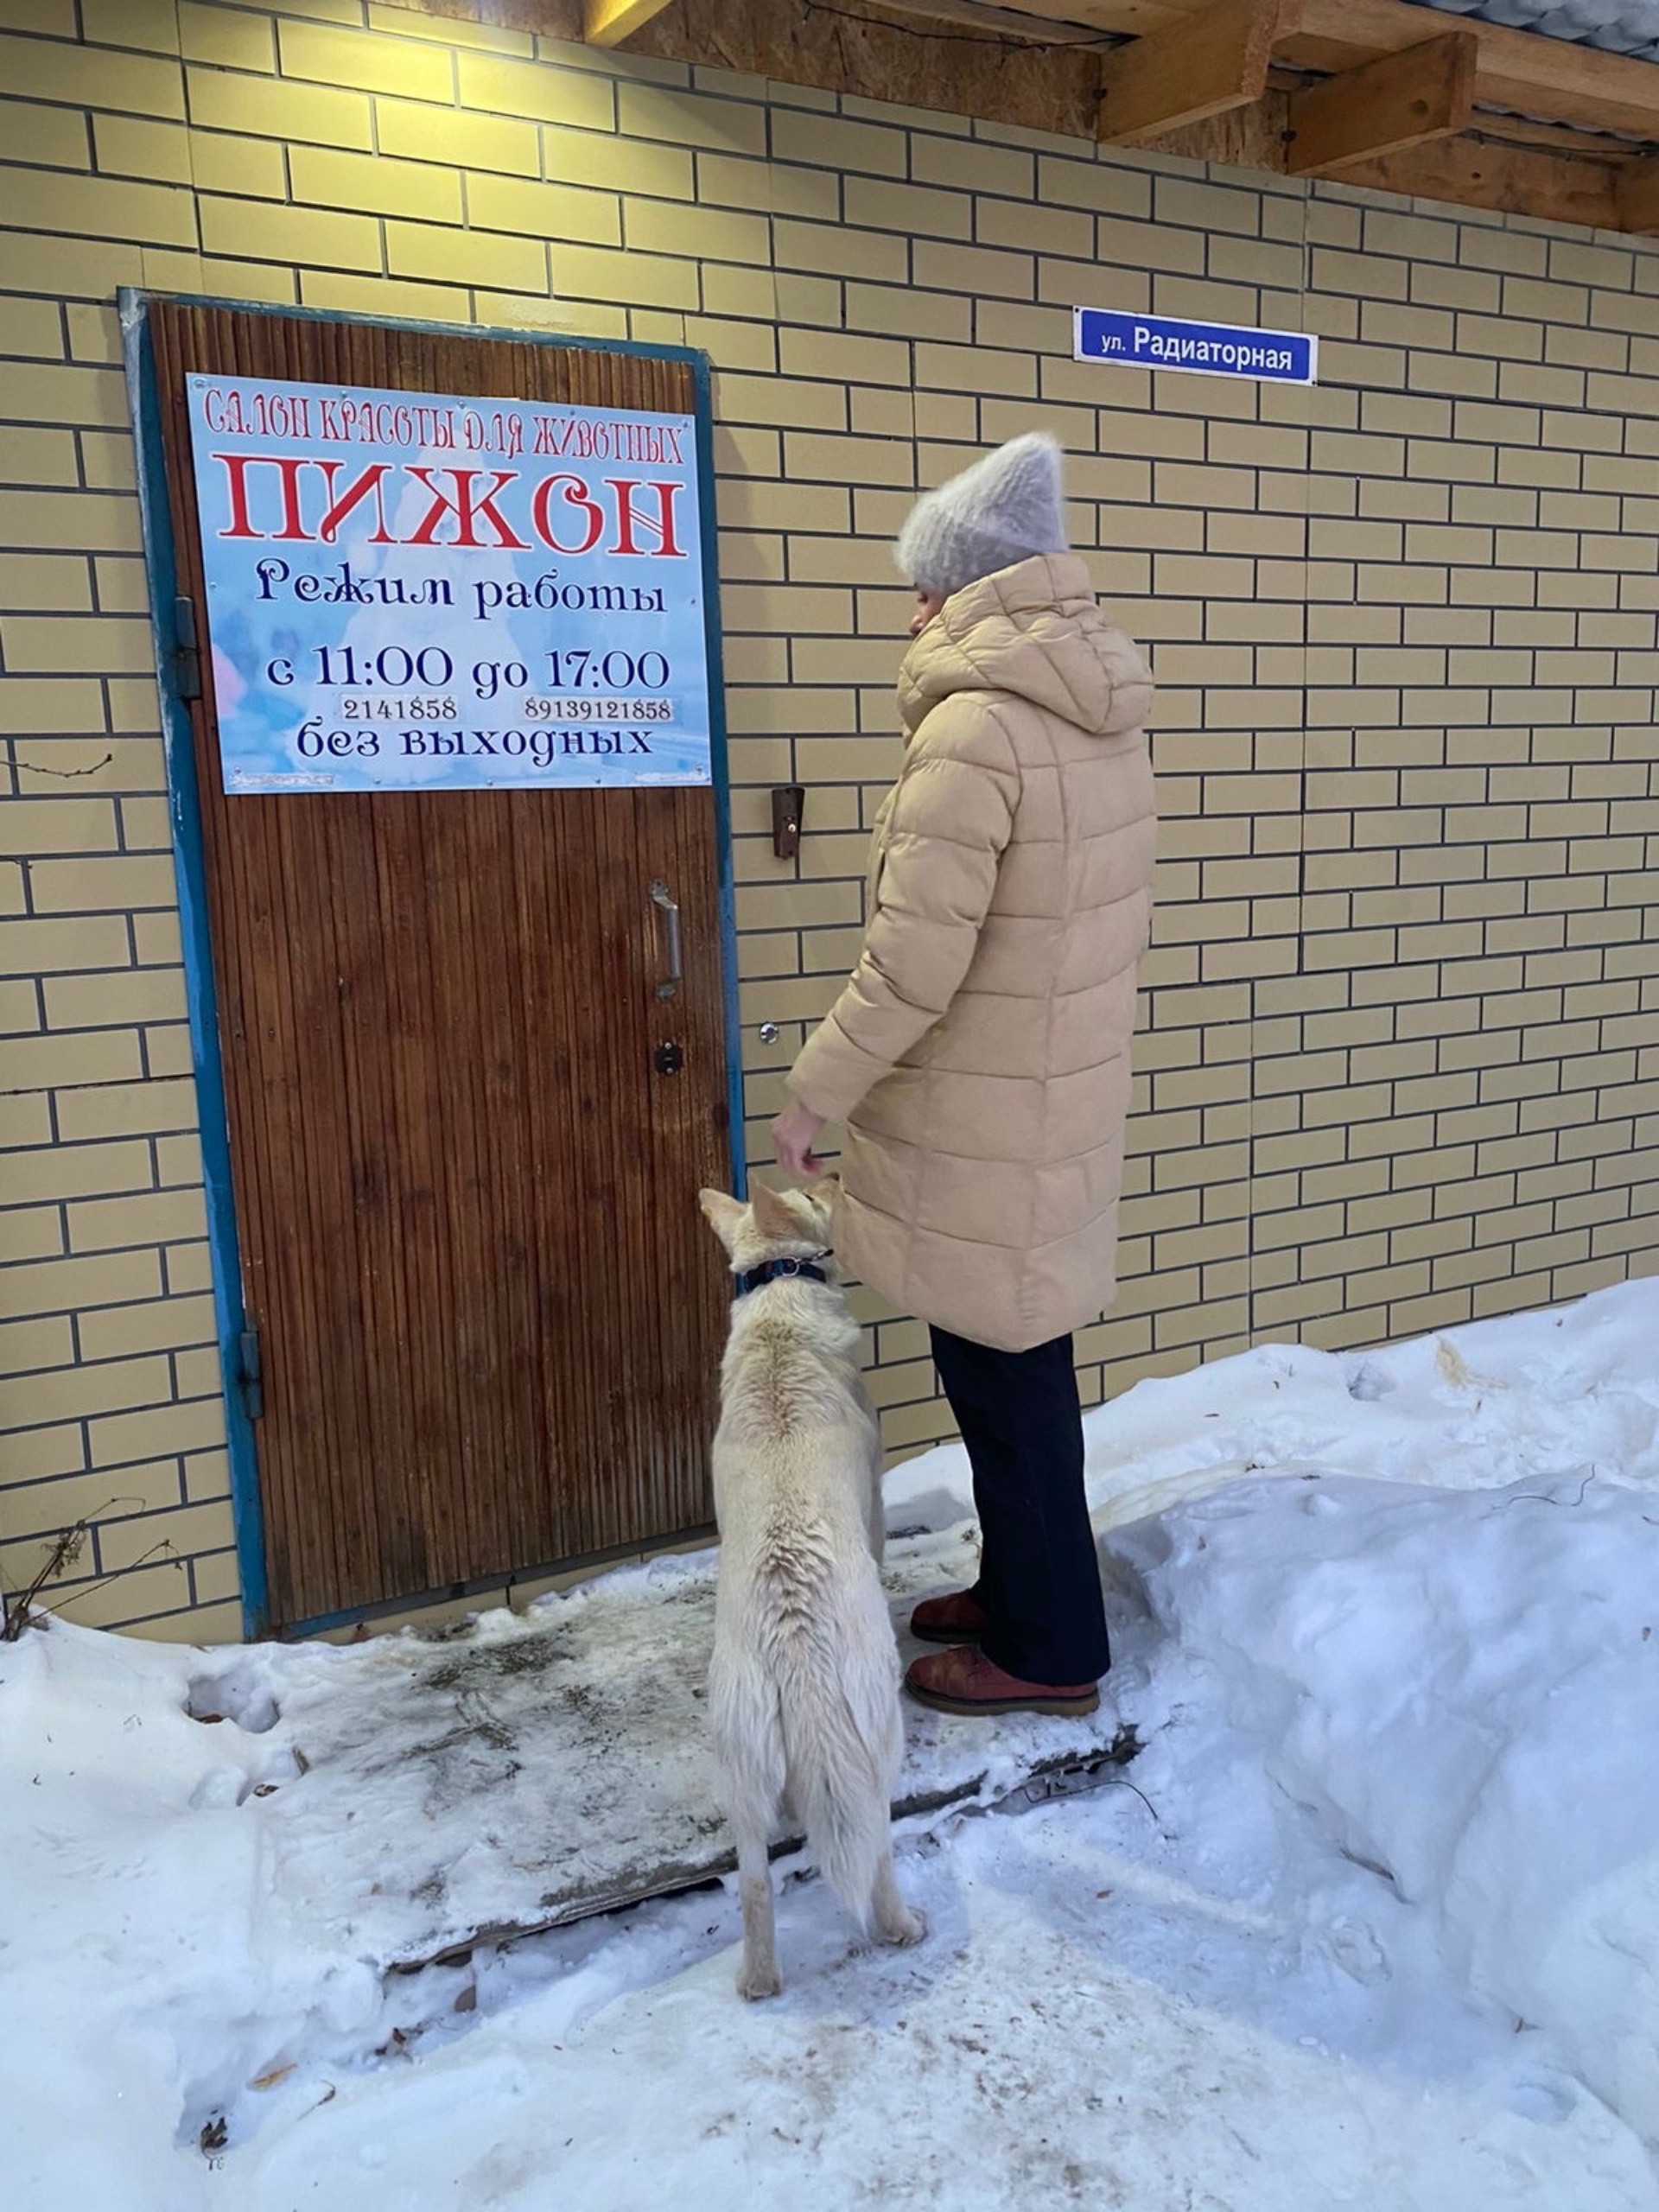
[772,433,1156,1720]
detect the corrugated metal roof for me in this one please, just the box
[1414,0,1659,63]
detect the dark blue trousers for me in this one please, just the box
[929,1326,1110,1687]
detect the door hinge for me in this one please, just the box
[173,594,202,702]
[238,1324,264,1423]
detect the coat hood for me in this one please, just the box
[898,553,1153,744]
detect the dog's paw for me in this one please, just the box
[736,1965,782,2001]
[880,1904,927,1949]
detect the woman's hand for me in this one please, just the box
[772,1101,826,1179]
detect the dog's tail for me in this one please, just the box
[776,1585,902,1929]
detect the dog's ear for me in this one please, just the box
[699,1188,745,1253]
[749,1181,800,1244]
[806,1173,841,1218]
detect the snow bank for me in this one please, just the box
[886,1274,1659,1534]
[4,1280,1659,2210]
[1110,1466,1659,2138]
[0,1622,397,2206]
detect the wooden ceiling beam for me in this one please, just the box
[583,0,672,43]
[381,0,1643,233]
[991,0,1222,29]
[999,0,1659,137]
[863,0,1108,36]
[1149,85,1625,232]
[1616,156,1659,233]
[1281,0,1659,140]
[1096,0,1300,145]
[617,0,1105,136]
[1286,29,1476,175]
[1338,127,1622,227]
[949,0,1184,28]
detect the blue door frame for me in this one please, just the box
[121,289,744,1642]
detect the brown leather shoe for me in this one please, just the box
[909,1589,989,1645]
[905,1643,1100,1718]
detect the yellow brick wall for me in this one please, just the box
[2,0,1656,1638]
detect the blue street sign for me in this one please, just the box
[1074,308,1318,385]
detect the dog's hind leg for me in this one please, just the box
[711,1647,785,1999]
[870,1851,925,1949]
[734,1824,781,2000]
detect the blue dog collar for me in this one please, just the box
[734,1251,833,1299]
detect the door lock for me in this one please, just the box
[771,785,805,861]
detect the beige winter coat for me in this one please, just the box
[787,553,1156,1355]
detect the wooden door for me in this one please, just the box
[148,301,731,1630]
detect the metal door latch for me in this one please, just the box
[238,1324,264,1422]
[174,595,202,702]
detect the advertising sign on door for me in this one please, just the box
[184,373,713,793]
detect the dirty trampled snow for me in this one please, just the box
[3,1277,1659,2212]
[156,1520,1138,1983]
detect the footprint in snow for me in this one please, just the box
[1322,1915,1390,1986]
[1346,1361,1395,1402]
[1507,2075,1578,2126]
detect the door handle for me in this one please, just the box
[650,880,681,1001]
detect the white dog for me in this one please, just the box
[699,1179,925,1999]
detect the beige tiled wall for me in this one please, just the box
[2,0,1656,1637]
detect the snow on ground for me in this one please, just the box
[3,1279,1659,2212]
[887,1272,1659,1534]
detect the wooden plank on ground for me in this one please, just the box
[1287,30,1476,175]
[242,1527,1145,1973]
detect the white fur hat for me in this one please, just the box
[895,431,1069,600]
